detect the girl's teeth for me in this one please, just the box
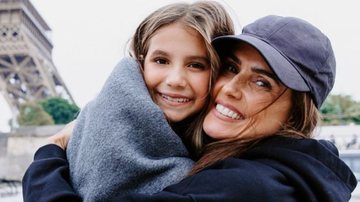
[162,94,190,103]
[216,104,241,120]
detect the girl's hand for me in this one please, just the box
[47,120,76,150]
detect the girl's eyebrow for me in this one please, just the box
[149,49,169,56]
[150,49,209,64]
[251,67,280,84]
[187,56,210,64]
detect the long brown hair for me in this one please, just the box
[128,1,234,139]
[189,91,320,175]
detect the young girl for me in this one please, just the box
[63,1,234,202]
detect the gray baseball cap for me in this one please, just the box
[212,15,336,108]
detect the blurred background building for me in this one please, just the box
[0,0,74,127]
[0,0,76,200]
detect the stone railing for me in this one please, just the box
[0,125,64,180]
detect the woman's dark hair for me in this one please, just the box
[189,91,320,175]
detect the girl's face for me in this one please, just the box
[143,23,211,123]
[203,43,293,140]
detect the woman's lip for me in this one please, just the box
[216,101,243,117]
[212,106,239,122]
[211,101,245,121]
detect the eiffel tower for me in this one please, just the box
[0,0,74,122]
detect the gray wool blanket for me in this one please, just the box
[66,57,194,202]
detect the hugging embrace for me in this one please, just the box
[23,1,357,202]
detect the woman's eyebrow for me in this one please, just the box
[227,54,241,65]
[251,67,280,84]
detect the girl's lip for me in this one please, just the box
[159,92,191,99]
[157,92,192,106]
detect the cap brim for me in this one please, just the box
[212,35,310,92]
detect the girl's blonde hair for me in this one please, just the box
[129,1,234,145]
[189,91,320,175]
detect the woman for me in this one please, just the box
[23,15,357,201]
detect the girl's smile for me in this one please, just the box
[143,23,211,122]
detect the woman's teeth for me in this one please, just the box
[216,104,242,120]
[162,94,190,103]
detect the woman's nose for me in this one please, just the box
[222,76,243,99]
[165,66,187,88]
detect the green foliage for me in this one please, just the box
[320,94,360,125]
[40,97,79,124]
[17,102,54,126]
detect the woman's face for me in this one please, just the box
[143,23,211,123]
[203,43,293,140]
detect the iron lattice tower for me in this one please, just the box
[0,0,74,121]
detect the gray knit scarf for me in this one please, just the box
[66,57,194,202]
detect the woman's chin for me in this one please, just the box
[203,117,225,140]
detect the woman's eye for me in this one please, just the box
[255,79,272,89]
[220,58,239,74]
[228,65,238,74]
[221,63,238,74]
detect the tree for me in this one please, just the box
[320,94,360,125]
[17,102,54,126]
[40,97,79,124]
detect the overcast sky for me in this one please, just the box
[1,0,359,132]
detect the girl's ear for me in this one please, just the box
[138,54,145,70]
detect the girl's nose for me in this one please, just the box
[165,66,187,88]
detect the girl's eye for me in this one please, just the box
[189,63,206,70]
[155,58,168,65]
[255,79,272,90]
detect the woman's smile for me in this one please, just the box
[214,103,243,120]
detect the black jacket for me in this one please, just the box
[22,136,357,202]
